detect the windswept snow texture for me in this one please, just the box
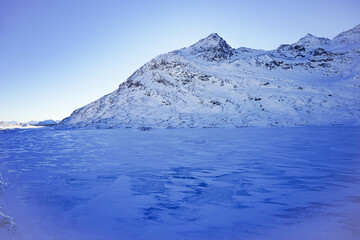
[1,127,360,240]
[61,25,360,128]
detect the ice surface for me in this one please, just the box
[0,127,360,239]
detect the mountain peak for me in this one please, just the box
[206,33,221,39]
[191,33,229,49]
[294,33,330,47]
[352,24,360,30]
[304,33,315,38]
[187,33,234,61]
[333,24,360,44]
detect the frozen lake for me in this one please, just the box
[1,127,360,240]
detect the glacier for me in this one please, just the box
[60,25,360,128]
[0,126,360,239]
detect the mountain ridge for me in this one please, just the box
[60,25,360,128]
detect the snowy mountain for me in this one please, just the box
[33,119,57,126]
[61,25,360,128]
[333,24,360,45]
[0,119,58,129]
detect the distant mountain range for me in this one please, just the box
[0,120,58,129]
[61,25,360,128]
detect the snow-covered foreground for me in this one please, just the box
[0,127,360,240]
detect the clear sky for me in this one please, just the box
[1,0,359,122]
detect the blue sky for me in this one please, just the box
[1,0,359,122]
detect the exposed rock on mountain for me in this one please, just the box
[184,33,235,61]
[61,25,360,128]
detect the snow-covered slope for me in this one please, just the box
[61,25,360,128]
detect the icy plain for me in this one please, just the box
[0,126,360,240]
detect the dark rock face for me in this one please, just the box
[277,44,307,58]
